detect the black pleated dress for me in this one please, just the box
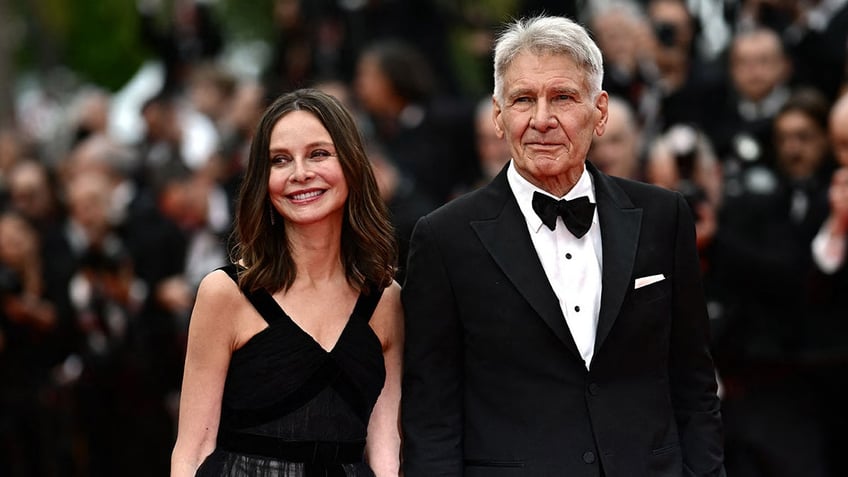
[196,265,385,477]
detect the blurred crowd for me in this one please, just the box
[0,0,847,476]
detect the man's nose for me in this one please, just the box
[531,101,558,130]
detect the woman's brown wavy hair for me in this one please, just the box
[230,88,397,294]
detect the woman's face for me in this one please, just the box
[0,214,38,268]
[267,110,349,227]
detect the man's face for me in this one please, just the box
[590,103,639,179]
[493,51,607,194]
[731,32,788,102]
[774,110,828,180]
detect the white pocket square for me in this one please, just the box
[634,274,665,289]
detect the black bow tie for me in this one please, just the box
[532,191,595,238]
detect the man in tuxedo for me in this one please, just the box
[401,15,725,477]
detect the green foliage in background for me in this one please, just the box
[9,0,522,95]
[218,0,276,42]
[11,0,280,92]
[16,0,149,91]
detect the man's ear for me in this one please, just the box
[492,96,505,139]
[594,91,609,137]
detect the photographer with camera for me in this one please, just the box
[0,209,70,475]
[645,123,722,255]
[646,0,725,133]
[709,87,837,477]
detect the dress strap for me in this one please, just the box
[218,263,240,282]
[217,264,284,325]
[351,285,384,324]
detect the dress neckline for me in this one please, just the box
[261,289,367,354]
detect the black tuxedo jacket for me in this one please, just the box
[401,162,724,477]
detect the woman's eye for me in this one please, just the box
[310,149,332,159]
[271,155,291,165]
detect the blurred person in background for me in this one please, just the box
[135,91,189,194]
[786,0,848,102]
[211,79,269,214]
[338,0,464,97]
[644,124,723,255]
[156,165,230,299]
[54,135,189,475]
[645,124,723,206]
[263,0,314,93]
[187,63,239,137]
[135,88,220,194]
[707,27,792,169]
[6,158,65,235]
[588,0,664,142]
[55,170,175,476]
[136,0,224,93]
[263,0,360,95]
[811,91,848,275]
[645,0,725,133]
[367,142,435,284]
[353,39,478,205]
[590,95,646,181]
[643,124,723,318]
[709,87,835,477]
[472,96,512,187]
[733,0,848,102]
[64,87,112,153]
[0,127,32,201]
[0,209,74,477]
[30,86,115,181]
[805,91,848,477]
[60,135,189,323]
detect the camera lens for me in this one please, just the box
[654,22,677,47]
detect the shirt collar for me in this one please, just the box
[506,160,597,233]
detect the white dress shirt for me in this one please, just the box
[507,161,603,368]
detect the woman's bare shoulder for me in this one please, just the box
[192,268,246,322]
[197,268,241,297]
[370,280,403,350]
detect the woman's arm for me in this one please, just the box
[170,270,240,477]
[365,280,404,477]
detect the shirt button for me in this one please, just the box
[565,252,572,259]
[574,306,581,312]
[583,451,596,463]
[588,383,600,395]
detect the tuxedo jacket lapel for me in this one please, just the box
[470,172,582,360]
[589,163,643,356]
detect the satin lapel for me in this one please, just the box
[588,163,642,356]
[470,173,581,359]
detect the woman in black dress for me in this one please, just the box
[171,89,402,477]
